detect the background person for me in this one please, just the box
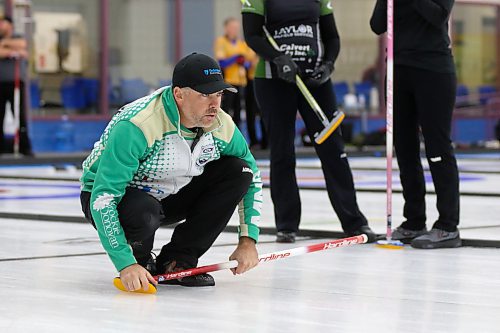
[214,17,250,128]
[0,16,33,156]
[370,0,461,248]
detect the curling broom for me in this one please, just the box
[376,0,404,250]
[114,234,368,294]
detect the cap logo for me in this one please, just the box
[204,68,221,75]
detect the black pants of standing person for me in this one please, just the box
[245,79,267,148]
[221,85,243,128]
[254,78,368,234]
[0,82,33,154]
[80,157,253,268]
[394,65,459,232]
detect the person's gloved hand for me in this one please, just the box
[272,54,299,84]
[305,61,334,87]
[236,55,246,65]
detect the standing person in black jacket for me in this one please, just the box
[0,16,33,156]
[242,0,376,243]
[370,0,461,248]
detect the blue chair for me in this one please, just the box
[332,81,349,106]
[354,81,373,109]
[478,85,497,105]
[456,84,469,96]
[107,78,121,106]
[30,80,41,109]
[120,78,150,104]
[81,78,99,107]
[60,78,86,109]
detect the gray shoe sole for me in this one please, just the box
[276,236,295,243]
[276,232,296,243]
[411,237,462,249]
[159,275,215,287]
[395,237,417,245]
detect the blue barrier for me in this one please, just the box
[30,119,108,153]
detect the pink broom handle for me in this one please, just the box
[386,0,395,241]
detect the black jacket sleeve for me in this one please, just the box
[370,0,387,35]
[242,12,282,61]
[319,13,340,64]
[412,0,454,28]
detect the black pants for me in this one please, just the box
[222,85,243,128]
[245,79,267,147]
[394,66,459,232]
[0,82,32,154]
[80,157,253,268]
[254,78,367,233]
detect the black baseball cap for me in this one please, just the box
[172,53,237,94]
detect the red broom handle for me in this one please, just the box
[155,234,367,282]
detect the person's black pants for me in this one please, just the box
[0,82,32,154]
[80,157,253,268]
[245,79,267,147]
[221,85,243,128]
[254,78,367,233]
[394,65,459,232]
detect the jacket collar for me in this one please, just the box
[161,86,223,137]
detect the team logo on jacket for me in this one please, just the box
[274,25,314,39]
[279,43,314,58]
[196,144,215,167]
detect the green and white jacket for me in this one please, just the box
[80,86,262,271]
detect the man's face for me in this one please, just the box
[224,20,240,40]
[174,87,223,128]
[0,19,13,38]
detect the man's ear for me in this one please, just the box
[173,87,182,99]
[173,87,183,105]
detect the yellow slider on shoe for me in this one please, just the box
[113,277,157,294]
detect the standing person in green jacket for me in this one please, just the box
[80,53,262,291]
[242,0,376,243]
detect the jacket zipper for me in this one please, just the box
[184,129,202,176]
